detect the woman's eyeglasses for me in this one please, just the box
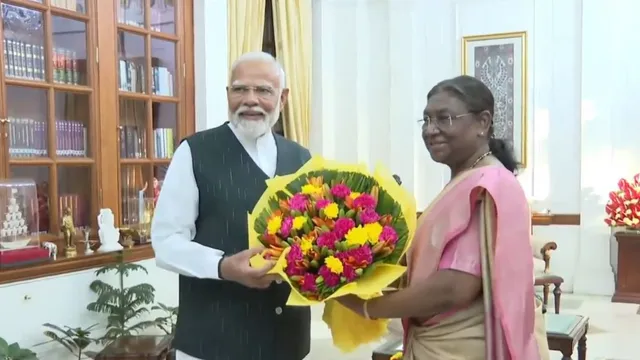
[417,112,474,129]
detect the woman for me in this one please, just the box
[338,75,549,359]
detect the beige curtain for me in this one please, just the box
[272,0,312,146]
[228,0,267,69]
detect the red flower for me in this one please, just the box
[331,184,351,199]
[353,194,377,210]
[337,246,373,268]
[299,273,317,293]
[318,265,340,287]
[317,231,338,249]
[334,218,355,238]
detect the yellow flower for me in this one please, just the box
[349,192,361,200]
[325,256,343,274]
[324,203,339,219]
[390,352,403,360]
[267,215,282,235]
[300,237,313,254]
[345,226,369,246]
[301,184,322,195]
[293,216,307,230]
[364,222,383,244]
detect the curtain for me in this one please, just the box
[272,0,312,146]
[228,0,267,69]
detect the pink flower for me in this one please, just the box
[337,245,373,268]
[317,231,338,249]
[289,193,308,212]
[343,264,358,282]
[353,194,377,209]
[380,226,398,244]
[280,216,293,237]
[315,198,330,209]
[285,244,306,276]
[333,218,355,238]
[299,273,317,293]
[285,263,305,276]
[359,208,380,224]
[331,184,351,199]
[319,265,341,288]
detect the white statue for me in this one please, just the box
[97,208,122,253]
[42,241,57,260]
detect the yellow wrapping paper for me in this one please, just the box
[248,156,417,352]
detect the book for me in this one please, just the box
[3,38,46,81]
[152,66,174,96]
[153,128,174,159]
[7,117,88,158]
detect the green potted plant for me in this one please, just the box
[151,303,178,335]
[36,323,98,360]
[0,337,38,360]
[86,253,156,344]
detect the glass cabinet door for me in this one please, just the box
[117,0,178,228]
[0,0,95,245]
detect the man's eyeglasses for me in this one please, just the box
[228,85,278,99]
[417,112,474,129]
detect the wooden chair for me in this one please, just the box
[532,237,564,314]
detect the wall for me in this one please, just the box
[312,0,640,295]
[0,1,229,357]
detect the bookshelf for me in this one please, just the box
[0,0,195,283]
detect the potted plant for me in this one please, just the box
[151,303,178,336]
[0,337,38,360]
[86,253,156,344]
[35,323,99,360]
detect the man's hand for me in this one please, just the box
[219,247,280,289]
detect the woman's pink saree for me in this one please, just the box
[401,165,548,360]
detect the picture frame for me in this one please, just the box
[462,31,528,167]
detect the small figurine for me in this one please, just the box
[41,241,57,260]
[153,177,161,206]
[121,234,135,249]
[79,227,96,255]
[61,207,77,258]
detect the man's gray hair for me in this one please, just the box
[230,52,286,88]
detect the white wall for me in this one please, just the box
[312,0,640,296]
[0,1,229,357]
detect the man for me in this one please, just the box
[151,52,312,360]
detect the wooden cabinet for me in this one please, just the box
[612,231,640,304]
[0,0,194,283]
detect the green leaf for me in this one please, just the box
[8,343,20,355]
[0,337,9,354]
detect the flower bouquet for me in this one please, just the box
[604,173,640,229]
[248,156,416,351]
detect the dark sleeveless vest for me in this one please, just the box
[172,123,312,360]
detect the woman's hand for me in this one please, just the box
[336,295,367,317]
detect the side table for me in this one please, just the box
[546,314,589,360]
[95,335,173,360]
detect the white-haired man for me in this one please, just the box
[152,52,312,360]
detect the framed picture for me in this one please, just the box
[462,31,528,167]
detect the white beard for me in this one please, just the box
[229,98,281,140]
